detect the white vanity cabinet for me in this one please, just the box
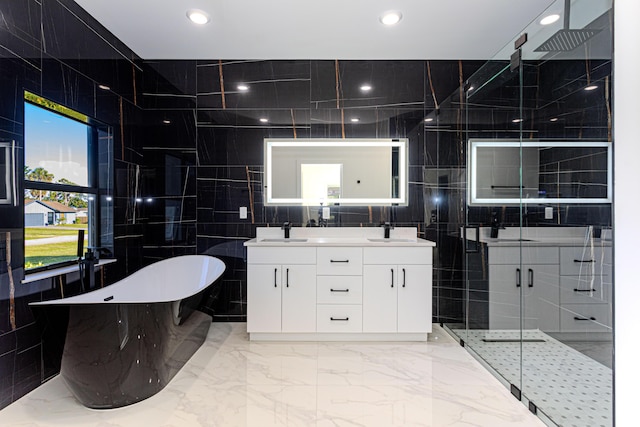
[559,245,612,333]
[363,247,432,334]
[488,246,560,331]
[247,247,316,333]
[245,227,435,341]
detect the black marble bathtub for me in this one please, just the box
[31,255,226,408]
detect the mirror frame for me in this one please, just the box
[468,140,612,205]
[264,138,408,206]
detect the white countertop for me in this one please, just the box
[244,227,436,247]
[463,226,612,247]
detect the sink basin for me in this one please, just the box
[367,238,416,243]
[260,238,308,243]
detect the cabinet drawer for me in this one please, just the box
[489,246,559,265]
[317,247,362,275]
[317,276,362,304]
[560,276,611,304]
[316,305,362,332]
[364,247,432,265]
[248,247,316,264]
[560,303,611,333]
[559,246,611,276]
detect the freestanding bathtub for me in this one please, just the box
[30,255,226,409]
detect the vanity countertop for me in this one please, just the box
[244,227,435,247]
[463,226,611,247]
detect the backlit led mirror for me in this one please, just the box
[264,138,408,206]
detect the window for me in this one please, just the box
[23,92,101,272]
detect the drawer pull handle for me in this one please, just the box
[574,316,597,321]
[286,268,289,287]
[391,268,394,288]
[574,288,597,292]
[528,268,534,288]
[574,259,595,263]
[402,268,406,287]
[274,268,278,287]
[516,268,521,287]
[330,259,349,263]
[330,317,349,321]
[330,288,349,292]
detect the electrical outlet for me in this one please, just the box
[239,206,248,219]
[544,207,553,220]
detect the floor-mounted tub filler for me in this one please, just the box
[30,255,226,409]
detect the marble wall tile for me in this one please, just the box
[0,0,41,69]
[197,60,311,110]
[143,61,197,109]
[42,0,140,104]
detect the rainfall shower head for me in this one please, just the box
[534,0,602,52]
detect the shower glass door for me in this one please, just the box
[445,1,614,426]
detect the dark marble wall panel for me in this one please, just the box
[0,0,146,409]
[143,61,197,110]
[42,0,140,104]
[0,0,41,69]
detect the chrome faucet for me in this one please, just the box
[281,222,292,239]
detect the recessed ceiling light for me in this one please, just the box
[550,117,559,122]
[162,119,171,124]
[98,84,110,90]
[259,118,268,123]
[380,11,402,26]
[237,84,249,91]
[424,118,434,122]
[468,86,475,91]
[187,9,210,25]
[146,198,153,203]
[360,84,372,92]
[105,196,113,202]
[351,118,360,122]
[540,14,560,26]
[584,85,598,91]
[512,118,523,123]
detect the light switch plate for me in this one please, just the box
[239,206,248,219]
[544,207,553,219]
[322,207,330,219]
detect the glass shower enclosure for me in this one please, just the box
[441,1,613,425]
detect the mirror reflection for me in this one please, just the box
[468,140,611,205]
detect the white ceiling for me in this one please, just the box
[73,0,559,60]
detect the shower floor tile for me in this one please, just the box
[450,329,612,427]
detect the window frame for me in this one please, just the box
[23,95,103,274]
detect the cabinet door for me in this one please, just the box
[282,264,316,332]
[397,265,431,333]
[363,265,397,332]
[522,264,560,331]
[247,264,282,333]
[488,264,521,330]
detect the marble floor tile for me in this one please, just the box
[0,323,544,427]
